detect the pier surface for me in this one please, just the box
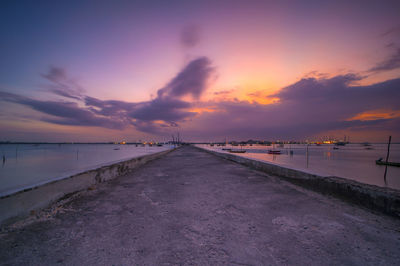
[1,146,399,265]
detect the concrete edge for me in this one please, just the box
[0,148,176,226]
[195,146,400,218]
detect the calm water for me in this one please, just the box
[0,144,172,196]
[198,143,400,190]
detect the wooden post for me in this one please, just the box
[384,136,392,182]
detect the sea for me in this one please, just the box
[0,144,172,197]
[198,143,400,190]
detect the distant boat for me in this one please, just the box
[362,142,371,147]
[268,150,281,154]
[365,147,373,150]
[335,142,347,146]
[229,150,246,153]
[221,148,231,151]
[376,158,400,167]
[333,147,339,150]
[157,144,163,147]
[114,148,120,150]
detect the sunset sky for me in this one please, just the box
[1,0,400,142]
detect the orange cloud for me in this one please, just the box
[347,109,400,121]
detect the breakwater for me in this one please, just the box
[196,146,400,217]
[0,148,174,225]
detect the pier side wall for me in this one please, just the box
[0,149,174,225]
[198,147,400,217]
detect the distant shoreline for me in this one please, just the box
[1,142,399,145]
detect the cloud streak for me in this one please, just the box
[369,48,400,73]
[0,91,126,129]
[41,66,85,100]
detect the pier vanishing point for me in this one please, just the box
[1,146,399,265]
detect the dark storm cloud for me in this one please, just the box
[0,57,215,134]
[180,24,201,48]
[369,48,400,73]
[41,66,85,100]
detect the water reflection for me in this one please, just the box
[202,143,400,190]
[0,144,172,196]
[324,151,332,159]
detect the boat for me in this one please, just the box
[335,142,346,146]
[333,147,339,150]
[376,158,400,167]
[268,150,281,154]
[221,148,232,151]
[229,150,246,153]
[114,148,120,150]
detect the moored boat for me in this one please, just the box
[229,150,246,153]
[268,150,281,154]
[376,158,400,167]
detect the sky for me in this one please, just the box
[1,0,400,142]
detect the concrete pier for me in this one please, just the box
[1,146,399,265]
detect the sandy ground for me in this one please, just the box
[1,146,399,265]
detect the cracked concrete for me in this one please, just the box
[0,146,399,265]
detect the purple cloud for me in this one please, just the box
[369,48,400,73]
[82,57,215,133]
[129,97,195,122]
[0,57,215,134]
[214,89,235,96]
[157,57,214,100]
[41,66,85,100]
[1,57,399,139]
[0,91,126,129]
[180,24,201,48]
[185,75,400,140]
